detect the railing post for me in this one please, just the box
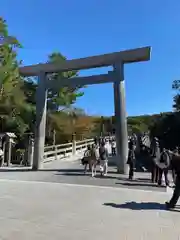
[28,137,34,167]
[0,140,6,167]
[72,134,76,155]
[6,137,13,167]
[85,140,88,149]
[54,145,58,160]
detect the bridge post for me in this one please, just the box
[33,72,47,170]
[54,146,58,160]
[6,138,12,167]
[72,134,76,155]
[27,137,34,166]
[113,63,128,174]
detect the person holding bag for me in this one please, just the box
[81,145,92,174]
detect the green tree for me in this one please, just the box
[0,17,28,136]
[0,17,23,102]
[47,52,84,112]
[172,79,180,111]
[22,53,85,112]
[41,52,85,141]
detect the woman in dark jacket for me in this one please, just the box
[127,139,136,180]
[150,137,161,183]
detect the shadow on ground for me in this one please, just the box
[0,167,87,173]
[136,177,151,182]
[103,201,180,213]
[116,182,165,188]
[103,201,178,211]
[54,170,158,188]
[0,167,154,186]
[0,168,33,172]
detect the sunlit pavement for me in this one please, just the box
[0,179,179,239]
[0,144,177,239]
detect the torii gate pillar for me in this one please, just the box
[113,63,128,174]
[33,72,47,170]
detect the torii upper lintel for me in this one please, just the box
[19,46,150,77]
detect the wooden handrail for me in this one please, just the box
[43,136,115,162]
[43,138,94,162]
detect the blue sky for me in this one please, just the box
[1,0,180,116]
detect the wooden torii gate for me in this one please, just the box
[19,46,151,174]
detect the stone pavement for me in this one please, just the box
[0,179,179,239]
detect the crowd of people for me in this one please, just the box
[81,137,116,177]
[81,135,180,209]
[149,137,180,209]
[81,135,139,179]
[127,135,180,209]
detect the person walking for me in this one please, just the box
[99,141,109,176]
[127,138,136,180]
[111,139,116,156]
[150,137,161,183]
[157,148,170,186]
[165,151,180,209]
[82,145,92,174]
[90,143,99,177]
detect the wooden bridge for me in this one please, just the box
[0,134,151,169]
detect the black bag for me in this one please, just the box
[81,157,86,165]
[81,150,90,165]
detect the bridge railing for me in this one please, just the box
[75,139,94,152]
[43,138,94,162]
[43,134,150,163]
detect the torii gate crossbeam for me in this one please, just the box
[19,46,151,174]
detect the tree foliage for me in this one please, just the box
[47,52,84,112]
[0,17,29,137]
[146,79,180,149]
[172,80,180,111]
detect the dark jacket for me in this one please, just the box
[160,151,170,167]
[99,146,108,160]
[151,145,161,160]
[127,149,135,164]
[171,154,180,180]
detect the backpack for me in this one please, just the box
[81,150,91,165]
[84,149,91,158]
